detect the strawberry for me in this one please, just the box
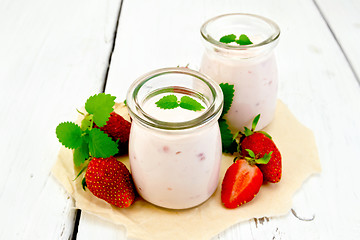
[97,112,131,154]
[85,156,135,208]
[221,159,263,208]
[240,115,282,183]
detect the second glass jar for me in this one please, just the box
[200,13,280,131]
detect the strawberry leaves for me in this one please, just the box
[56,93,119,166]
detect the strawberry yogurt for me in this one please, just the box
[200,13,280,131]
[126,68,223,209]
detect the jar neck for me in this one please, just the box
[201,13,280,59]
[126,68,223,131]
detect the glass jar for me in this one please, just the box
[200,13,280,131]
[126,67,223,209]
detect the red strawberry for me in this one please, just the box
[85,156,135,208]
[241,132,281,182]
[240,115,282,183]
[221,159,263,208]
[97,112,131,154]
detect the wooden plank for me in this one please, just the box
[315,0,360,82]
[76,0,360,239]
[0,0,121,238]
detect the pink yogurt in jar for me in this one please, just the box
[126,68,223,209]
[200,13,280,131]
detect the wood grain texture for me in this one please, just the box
[73,0,360,239]
[315,0,360,83]
[0,0,121,238]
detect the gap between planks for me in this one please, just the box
[71,1,125,239]
[313,0,360,86]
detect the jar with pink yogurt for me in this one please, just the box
[126,67,223,209]
[200,13,280,131]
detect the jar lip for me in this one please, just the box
[126,67,224,130]
[200,13,280,50]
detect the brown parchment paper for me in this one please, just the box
[52,100,321,240]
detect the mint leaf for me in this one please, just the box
[85,93,116,127]
[219,119,238,153]
[179,96,205,111]
[236,34,253,45]
[155,95,179,109]
[220,34,236,44]
[88,128,119,158]
[73,138,89,166]
[219,83,235,117]
[56,122,83,149]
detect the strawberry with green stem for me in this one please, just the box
[240,114,282,183]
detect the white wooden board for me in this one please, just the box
[315,0,360,82]
[74,0,360,239]
[0,0,121,238]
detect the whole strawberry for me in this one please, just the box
[221,159,264,208]
[240,115,282,183]
[98,112,131,154]
[85,156,135,208]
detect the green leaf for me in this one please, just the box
[56,122,83,149]
[73,138,90,167]
[219,34,236,44]
[73,164,88,180]
[80,114,93,131]
[82,177,87,191]
[245,149,256,158]
[258,131,272,140]
[235,34,253,45]
[179,96,205,111]
[251,114,260,131]
[219,119,238,153]
[219,83,235,117]
[256,151,272,164]
[155,95,179,109]
[85,93,116,127]
[244,127,253,137]
[88,128,119,158]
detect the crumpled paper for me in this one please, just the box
[52,100,321,240]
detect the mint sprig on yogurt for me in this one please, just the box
[155,95,205,112]
[220,34,253,45]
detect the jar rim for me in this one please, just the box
[200,13,280,50]
[126,67,224,130]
